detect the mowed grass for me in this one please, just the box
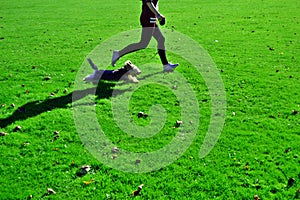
[0,0,299,199]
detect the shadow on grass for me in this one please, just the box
[0,81,130,129]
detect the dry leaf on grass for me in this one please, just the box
[135,159,141,164]
[83,179,94,185]
[132,184,144,196]
[0,132,8,136]
[81,165,91,175]
[174,120,183,128]
[138,112,148,118]
[111,147,119,153]
[13,126,22,132]
[292,110,299,115]
[47,188,56,195]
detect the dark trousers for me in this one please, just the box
[119,27,169,65]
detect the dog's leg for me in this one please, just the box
[127,74,139,83]
[87,58,99,71]
[131,76,139,83]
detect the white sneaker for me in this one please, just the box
[111,50,119,66]
[163,63,179,72]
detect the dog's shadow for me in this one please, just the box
[0,81,130,129]
[0,71,164,129]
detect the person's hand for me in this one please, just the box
[158,15,166,26]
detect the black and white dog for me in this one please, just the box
[83,58,141,84]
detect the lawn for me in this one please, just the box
[0,0,299,199]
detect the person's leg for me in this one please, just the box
[112,28,153,66]
[153,27,179,72]
[152,27,168,65]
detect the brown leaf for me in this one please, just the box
[138,111,148,118]
[53,131,59,140]
[54,131,59,135]
[23,142,30,147]
[111,147,119,153]
[132,184,144,196]
[174,120,183,128]
[44,76,51,81]
[132,189,140,197]
[254,195,260,200]
[292,110,299,115]
[81,165,91,175]
[13,125,22,132]
[135,159,141,164]
[0,132,8,136]
[47,188,56,195]
[83,179,94,185]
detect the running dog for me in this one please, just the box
[83,58,141,84]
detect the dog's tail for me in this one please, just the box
[87,58,98,71]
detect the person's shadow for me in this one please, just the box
[0,81,130,129]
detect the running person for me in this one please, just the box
[111,0,178,72]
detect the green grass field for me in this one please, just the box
[1,0,299,199]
